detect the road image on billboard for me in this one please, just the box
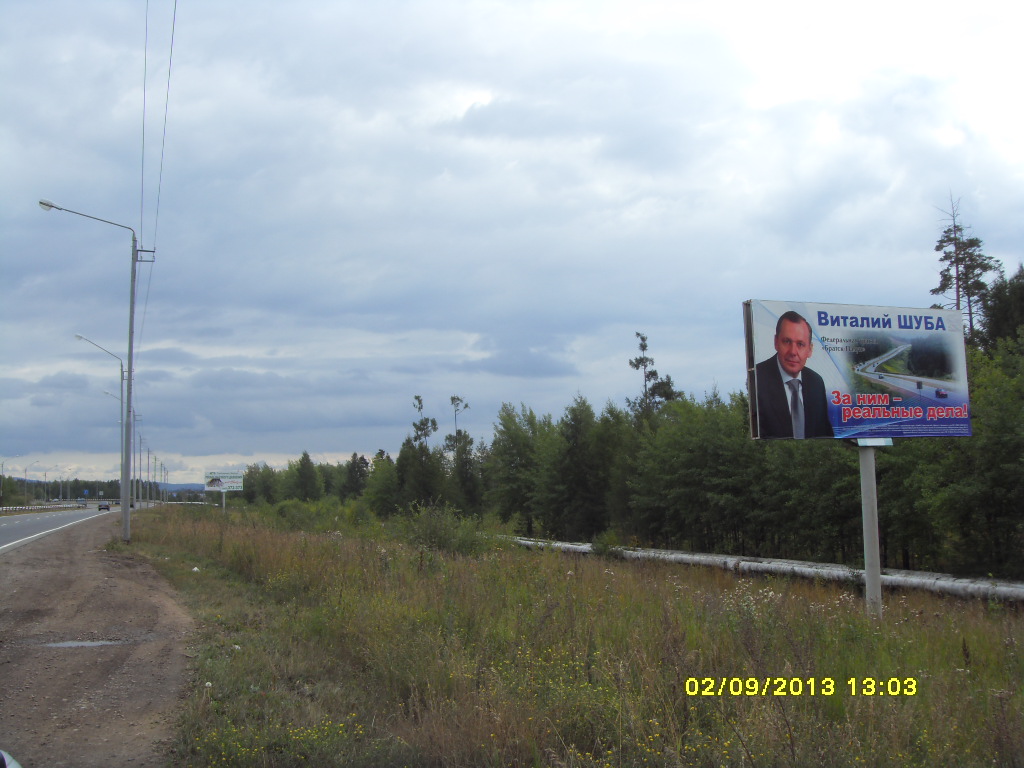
[744,300,971,440]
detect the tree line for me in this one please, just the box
[240,212,1022,580]
[0,477,130,505]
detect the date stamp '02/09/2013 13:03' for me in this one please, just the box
[685,677,919,697]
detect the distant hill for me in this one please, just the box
[160,483,206,493]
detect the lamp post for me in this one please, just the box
[40,199,154,541]
[23,460,39,504]
[103,391,126,504]
[134,413,143,508]
[43,465,57,500]
[76,334,125,503]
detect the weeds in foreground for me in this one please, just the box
[129,503,1023,767]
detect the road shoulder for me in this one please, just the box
[0,513,194,767]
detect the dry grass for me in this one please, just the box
[132,504,1023,767]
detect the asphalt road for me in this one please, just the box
[0,506,115,554]
[852,344,959,401]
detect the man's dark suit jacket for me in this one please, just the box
[754,354,835,439]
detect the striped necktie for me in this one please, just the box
[787,379,804,439]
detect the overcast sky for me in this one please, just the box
[2,0,1022,486]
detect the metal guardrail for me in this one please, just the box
[513,538,1024,602]
[0,503,89,513]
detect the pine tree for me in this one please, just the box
[979,264,1024,349]
[294,451,322,502]
[628,332,677,416]
[931,197,1001,338]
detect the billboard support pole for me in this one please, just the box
[857,440,884,619]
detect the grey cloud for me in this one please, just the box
[3,0,1020,478]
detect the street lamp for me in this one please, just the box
[57,468,72,501]
[40,199,154,541]
[76,334,125,503]
[43,465,58,501]
[23,460,39,504]
[103,391,126,504]
[134,413,143,507]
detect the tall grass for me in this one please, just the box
[131,503,1023,767]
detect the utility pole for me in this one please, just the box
[39,200,154,540]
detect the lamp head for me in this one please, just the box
[39,199,56,211]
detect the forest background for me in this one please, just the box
[235,214,1024,582]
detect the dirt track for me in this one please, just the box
[0,513,193,767]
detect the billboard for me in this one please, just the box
[744,300,971,440]
[205,470,244,492]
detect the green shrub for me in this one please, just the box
[590,528,623,557]
[394,501,491,556]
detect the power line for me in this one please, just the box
[153,0,179,250]
[134,0,177,434]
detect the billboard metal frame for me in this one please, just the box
[744,299,971,441]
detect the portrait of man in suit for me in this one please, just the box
[754,310,834,439]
